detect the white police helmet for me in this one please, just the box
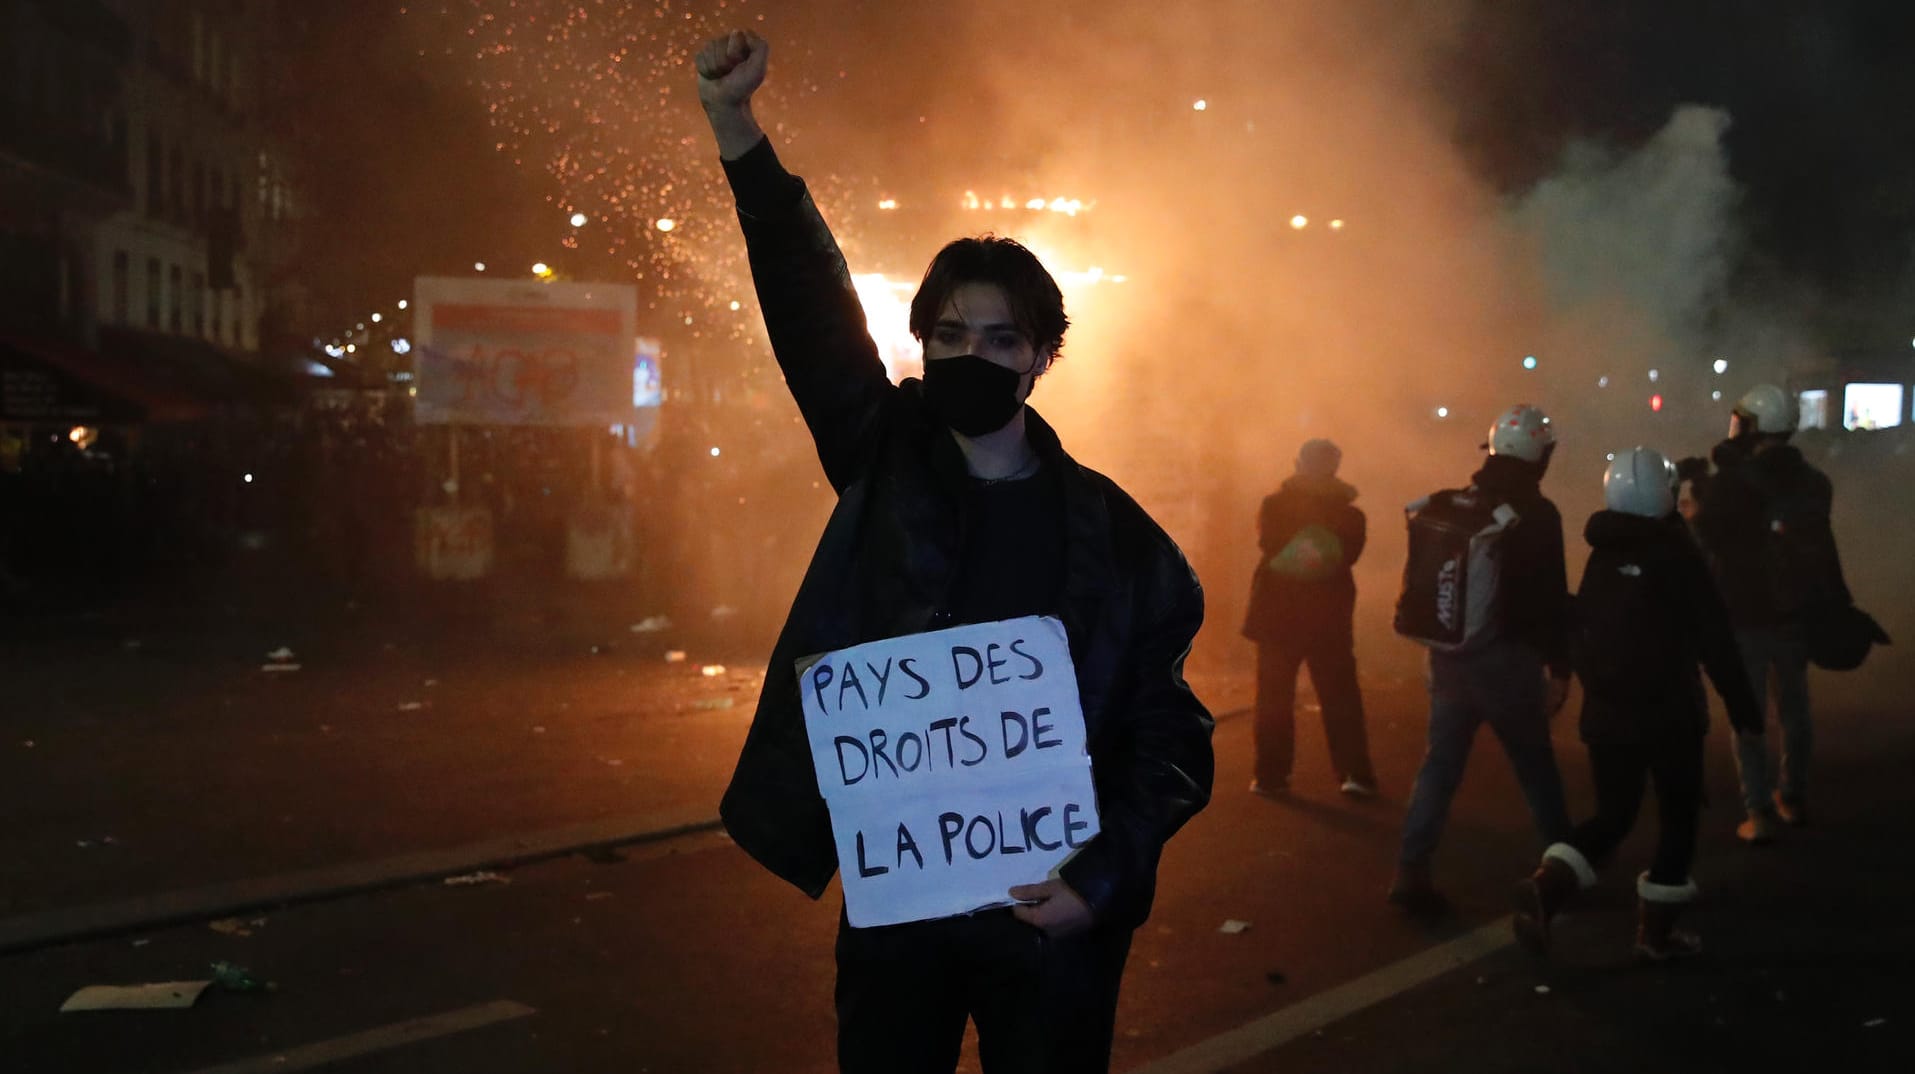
[1734,383,1797,435]
[1603,447,1677,518]
[1486,404,1556,462]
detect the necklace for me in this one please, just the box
[976,455,1042,486]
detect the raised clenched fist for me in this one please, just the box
[695,29,769,112]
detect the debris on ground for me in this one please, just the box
[61,981,212,1012]
[531,725,546,734]
[585,891,616,901]
[700,665,727,677]
[443,870,510,887]
[664,650,687,663]
[396,701,425,712]
[629,616,672,633]
[208,917,258,937]
[1534,985,1552,996]
[690,697,736,711]
[710,605,738,620]
[209,961,276,993]
[424,679,438,687]
[265,647,296,662]
[1218,919,1252,935]
[259,663,302,673]
[1863,1017,1886,1028]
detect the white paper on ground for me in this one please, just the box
[60,981,213,1012]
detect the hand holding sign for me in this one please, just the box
[800,616,1099,928]
[1010,878,1093,938]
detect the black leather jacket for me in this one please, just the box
[716,139,1214,931]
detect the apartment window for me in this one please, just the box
[170,264,183,331]
[191,271,205,335]
[146,131,163,218]
[112,251,129,324]
[212,291,224,344]
[146,258,161,328]
[171,148,185,221]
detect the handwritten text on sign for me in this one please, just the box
[800,616,1098,928]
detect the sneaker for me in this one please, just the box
[1388,863,1451,918]
[1633,928,1703,963]
[1339,778,1377,799]
[1249,778,1289,799]
[1772,792,1807,826]
[1735,812,1775,845]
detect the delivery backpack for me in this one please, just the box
[1394,488,1519,652]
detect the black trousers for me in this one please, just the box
[1568,735,1704,886]
[834,907,1132,1074]
[1253,634,1375,785]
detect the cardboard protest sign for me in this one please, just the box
[799,615,1100,928]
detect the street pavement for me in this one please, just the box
[2,589,1913,1071]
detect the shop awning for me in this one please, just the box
[0,333,208,424]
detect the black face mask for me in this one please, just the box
[922,354,1026,437]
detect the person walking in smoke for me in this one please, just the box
[695,30,1214,1073]
[1241,438,1379,798]
[1686,384,1845,844]
[1389,405,1575,916]
[1512,448,1763,962]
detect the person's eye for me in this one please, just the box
[990,333,1022,351]
[933,328,963,346]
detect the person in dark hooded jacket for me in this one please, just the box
[1391,405,1575,916]
[1689,383,1845,843]
[696,31,1213,1074]
[1241,438,1377,796]
[1511,448,1763,963]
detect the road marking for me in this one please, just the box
[177,1000,536,1074]
[1127,918,1513,1074]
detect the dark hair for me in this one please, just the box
[908,236,1069,360]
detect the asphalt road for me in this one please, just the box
[3,604,1911,1072]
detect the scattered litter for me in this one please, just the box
[690,697,736,711]
[260,663,302,673]
[443,870,510,887]
[265,647,296,662]
[208,918,254,938]
[1265,970,1287,986]
[424,679,439,688]
[585,891,615,901]
[396,702,425,712]
[130,939,150,948]
[1475,976,1489,986]
[1534,985,1552,996]
[61,981,211,1012]
[710,605,738,620]
[210,961,275,993]
[319,724,332,733]
[605,758,624,767]
[664,650,688,663]
[700,665,728,677]
[629,616,672,634]
[22,740,33,749]
[1218,920,1252,935]
[123,639,142,651]
[1863,1017,1886,1028]
[532,725,546,734]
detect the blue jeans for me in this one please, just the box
[1731,627,1812,813]
[1399,641,1572,866]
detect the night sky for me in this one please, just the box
[284,1,1915,351]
